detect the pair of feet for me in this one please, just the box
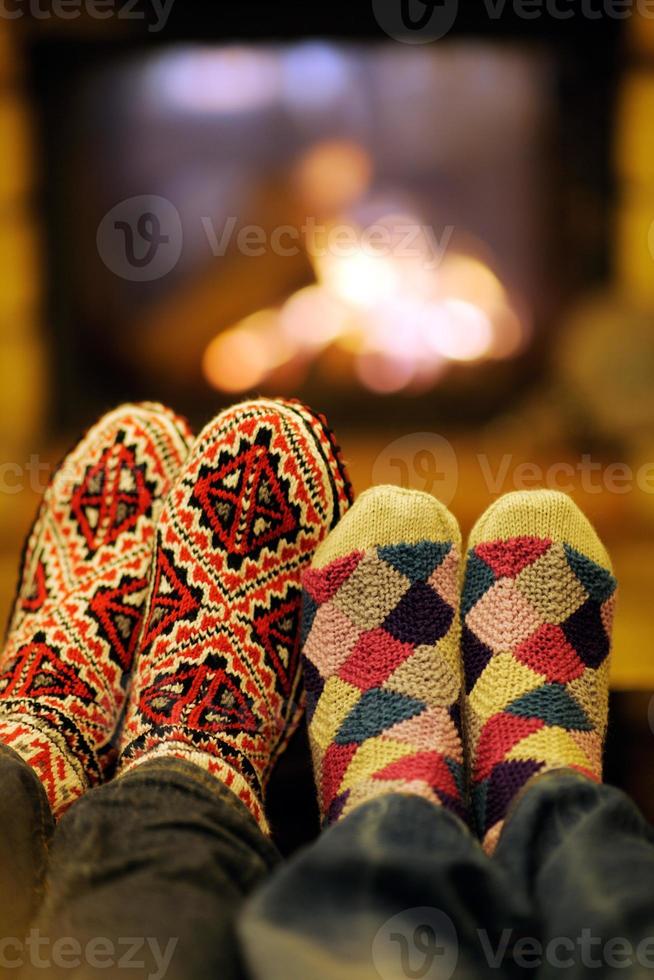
[303,484,617,852]
[0,399,616,854]
[0,400,351,830]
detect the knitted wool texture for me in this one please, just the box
[302,486,466,825]
[117,398,352,833]
[461,490,617,853]
[0,404,193,817]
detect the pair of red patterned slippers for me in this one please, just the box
[0,400,352,831]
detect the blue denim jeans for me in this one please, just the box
[241,771,654,980]
[2,747,653,980]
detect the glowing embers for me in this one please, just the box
[203,230,528,395]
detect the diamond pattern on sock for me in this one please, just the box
[462,503,617,852]
[303,494,465,826]
[117,399,352,833]
[70,439,154,553]
[0,404,193,817]
[139,548,202,651]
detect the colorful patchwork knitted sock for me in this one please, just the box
[301,486,466,825]
[0,404,193,817]
[117,398,352,832]
[461,490,617,853]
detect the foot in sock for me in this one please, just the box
[301,486,466,825]
[117,398,352,832]
[0,404,193,816]
[461,490,617,853]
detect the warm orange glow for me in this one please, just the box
[293,140,372,213]
[355,350,415,393]
[487,303,526,359]
[361,297,429,360]
[316,248,401,309]
[280,286,349,348]
[203,328,268,393]
[436,255,506,311]
[203,239,524,396]
[423,300,494,362]
[202,310,289,393]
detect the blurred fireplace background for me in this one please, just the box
[1,4,653,833]
[54,42,552,415]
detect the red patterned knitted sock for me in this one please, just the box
[0,404,193,817]
[116,398,352,832]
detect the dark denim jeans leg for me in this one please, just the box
[2,747,653,980]
[240,775,654,980]
[0,745,53,946]
[240,794,534,980]
[25,759,279,980]
[494,770,654,980]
